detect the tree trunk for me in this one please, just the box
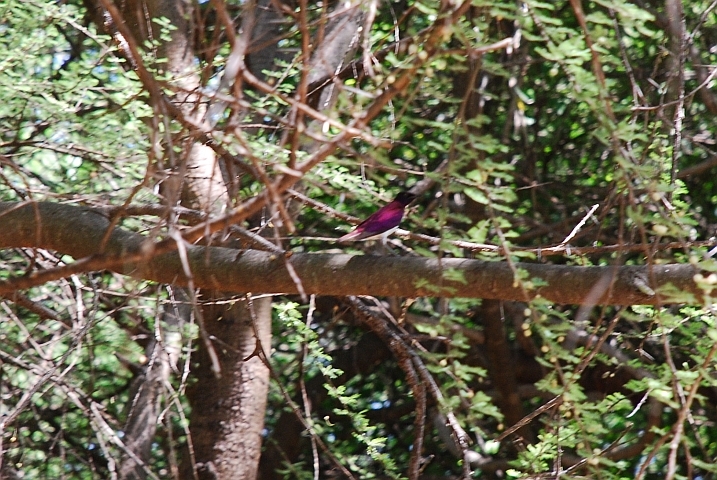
[183,296,273,479]
[87,0,274,477]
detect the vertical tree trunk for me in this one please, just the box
[88,0,274,477]
[183,296,273,479]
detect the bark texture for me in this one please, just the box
[183,296,272,480]
[0,201,702,306]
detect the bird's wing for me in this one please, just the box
[339,203,404,241]
[356,204,403,232]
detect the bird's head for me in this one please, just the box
[394,191,417,206]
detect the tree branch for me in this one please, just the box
[0,202,702,305]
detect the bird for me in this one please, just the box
[338,191,416,244]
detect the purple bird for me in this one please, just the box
[339,191,416,243]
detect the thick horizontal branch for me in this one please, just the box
[0,202,702,305]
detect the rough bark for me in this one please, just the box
[305,5,364,111]
[121,0,274,475]
[183,295,272,480]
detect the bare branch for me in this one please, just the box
[0,202,703,305]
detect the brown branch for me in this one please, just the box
[345,297,427,479]
[0,201,703,305]
[568,0,616,123]
[677,153,717,178]
[1,292,67,325]
[481,300,532,442]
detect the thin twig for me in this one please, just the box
[559,204,599,246]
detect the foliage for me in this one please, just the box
[1,0,717,478]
